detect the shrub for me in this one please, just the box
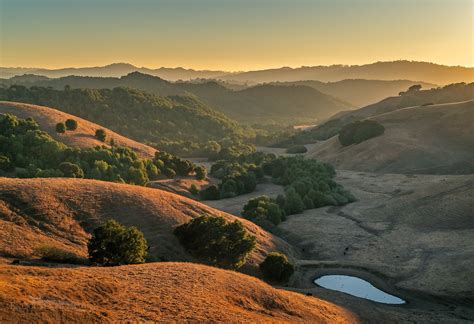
[189,184,199,195]
[259,252,295,283]
[174,215,256,269]
[286,145,308,154]
[55,122,66,133]
[65,118,78,131]
[338,120,385,146]
[88,219,148,265]
[95,128,107,142]
[58,162,84,178]
[34,245,87,264]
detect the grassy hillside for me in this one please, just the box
[306,100,474,174]
[0,177,294,273]
[0,101,156,158]
[0,85,251,156]
[283,82,474,145]
[1,72,354,124]
[0,262,357,322]
[270,79,437,107]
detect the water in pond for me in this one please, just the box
[314,275,406,304]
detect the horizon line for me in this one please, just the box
[1,59,473,73]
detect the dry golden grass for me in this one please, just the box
[0,177,294,273]
[0,262,358,323]
[0,101,156,158]
[307,100,474,174]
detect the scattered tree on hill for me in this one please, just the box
[174,215,256,269]
[55,122,66,133]
[408,84,422,92]
[259,252,295,283]
[95,128,107,142]
[88,219,148,265]
[338,120,385,146]
[199,185,220,200]
[65,118,78,131]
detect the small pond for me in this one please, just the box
[314,275,406,305]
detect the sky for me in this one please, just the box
[0,0,472,70]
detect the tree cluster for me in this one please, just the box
[174,215,256,269]
[338,120,385,146]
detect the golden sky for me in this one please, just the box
[1,0,472,70]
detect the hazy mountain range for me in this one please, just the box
[1,61,472,84]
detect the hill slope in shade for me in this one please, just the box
[0,101,156,158]
[0,178,293,273]
[271,79,437,107]
[0,262,357,323]
[306,100,474,174]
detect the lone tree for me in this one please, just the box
[174,215,256,269]
[88,219,148,265]
[95,128,107,142]
[195,165,207,180]
[55,122,66,134]
[259,252,295,283]
[65,119,78,131]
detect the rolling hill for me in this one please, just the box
[222,61,474,85]
[0,101,156,158]
[0,261,357,322]
[306,100,474,174]
[1,72,354,124]
[0,177,294,274]
[0,86,250,153]
[270,79,437,107]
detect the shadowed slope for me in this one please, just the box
[0,178,294,273]
[0,101,156,158]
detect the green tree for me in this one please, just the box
[55,122,66,134]
[65,119,78,131]
[174,215,256,269]
[95,128,107,142]
[259,252,294,283]
[284,187,305,215]
[58,162,84,178]
[88,219,148,265]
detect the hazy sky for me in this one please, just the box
[1,0,472,70]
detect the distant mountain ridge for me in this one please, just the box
[2,60,472,84]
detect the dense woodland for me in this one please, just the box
[0,114,201,185]
[0,85,254,157]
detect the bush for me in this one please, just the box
[95,128,107,142]
[55,122,66,133]
[88,219,148,265]
[189,184,199,195]
[34,245,87,264]
[65,118,78,130]
[338,120,385,146]
[174,215,256,269]
[286,145,308,154]
[259,252,295,283]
